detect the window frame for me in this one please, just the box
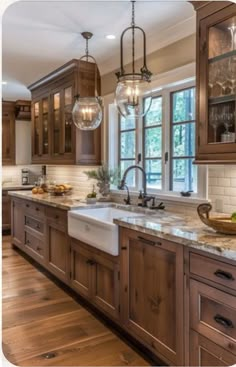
[113,79,207,200]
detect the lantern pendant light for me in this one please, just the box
[115,1,152,119]
[72,32,102,130]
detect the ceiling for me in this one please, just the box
[2,0,195,100]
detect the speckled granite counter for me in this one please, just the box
[8,191,236,260]
[114,212,236,261]
[8,190,114,210]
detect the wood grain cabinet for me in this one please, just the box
[119,228,184,366]
[70,238,120,320]
[28,59,101,165]
[11,198,24,249]
[193,1,236,163]
[2,191,11,231]
[188,250,236,366]
[2,101,15,165]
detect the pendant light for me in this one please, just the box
[115,1,152,119]
[72,32,102,130]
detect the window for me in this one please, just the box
[116,81,205,198]
[144,96,162,189]
[119,116,136,187]
[170,87,196,192]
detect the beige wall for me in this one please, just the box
[101,34,196,96]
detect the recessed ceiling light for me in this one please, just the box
[2,81,7,85]
[106,34,116,40]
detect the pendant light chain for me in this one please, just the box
[131,0,135,75]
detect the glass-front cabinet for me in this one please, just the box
[196,3,236,163]
[29,59,101,165]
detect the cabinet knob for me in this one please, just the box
[55,215,59,219]
[26,204,30,208]
[35,207,39,211]
[36,224,40,229]
[36,246,41,251]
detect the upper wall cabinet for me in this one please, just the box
[193,1,236,163]
[28,59,101,165]
[2,101,16,166]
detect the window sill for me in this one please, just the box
[110,189,209,206]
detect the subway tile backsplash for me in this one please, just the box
[208,165,236,214]
[2,164,236,215]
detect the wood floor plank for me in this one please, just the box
[2,237,150,366]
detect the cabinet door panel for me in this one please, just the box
[70,241,92,299]
[2,102,15,165]
[47,222,69,283]
[190,330,236,366]
[11,199,24,248]
[120,229,184,366]
[2,193,11,230]
[92,255,119,320]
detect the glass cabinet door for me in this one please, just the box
[42,97,49,155]
[53,92,61,155]
[207,15,236,145]
[64,86,73,153]
[33,102,40,156]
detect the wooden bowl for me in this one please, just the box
[197,203,236,235]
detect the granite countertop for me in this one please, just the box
[8,190,236,260]
[114,212,236,261]
[8,190,114,210]
[2,184,34,191]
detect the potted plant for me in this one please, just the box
[84,164,120,200]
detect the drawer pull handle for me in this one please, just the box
[214,314,234,329]
[35,207,39,211]
[55,215,59,219]
[214,269,234,281]
[86,259,96,265]
[137,236,161,247]
[26,204,30,208]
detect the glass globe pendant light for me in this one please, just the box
[72,32,102,130]
[115,1,152,119]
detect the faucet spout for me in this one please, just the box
[119,165,147,196]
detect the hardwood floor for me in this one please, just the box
[2,236,151,366]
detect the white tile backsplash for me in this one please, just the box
[2,163,236,215]
[2,165,41,185]
[208,165,236,214]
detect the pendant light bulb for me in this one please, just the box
[72,32,103,130]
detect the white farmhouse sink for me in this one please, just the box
[68,207,142,256]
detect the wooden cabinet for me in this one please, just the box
[190,330,236,366]
[2,101,15,165]
[193,1,236,163]
[47,219,70,284]
[70,238,120,320]
[188,249,236,366]
[119,228,184,366]
[2,191,11,231]
[29,59,101,165]
[11,198,24,248]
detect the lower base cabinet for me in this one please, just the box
[120,228,184,366]
[70,239,120,320]
[190,331,236,367]
[47,220,70,283]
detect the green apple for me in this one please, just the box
[231,212,236,222]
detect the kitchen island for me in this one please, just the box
[8,191,236,366]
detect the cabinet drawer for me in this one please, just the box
[46,207,67,226]
[25,216,44,234]
[190,279,236,356]
[24,231,44,259]
[24,201,45,218]
[190,252,236,291]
